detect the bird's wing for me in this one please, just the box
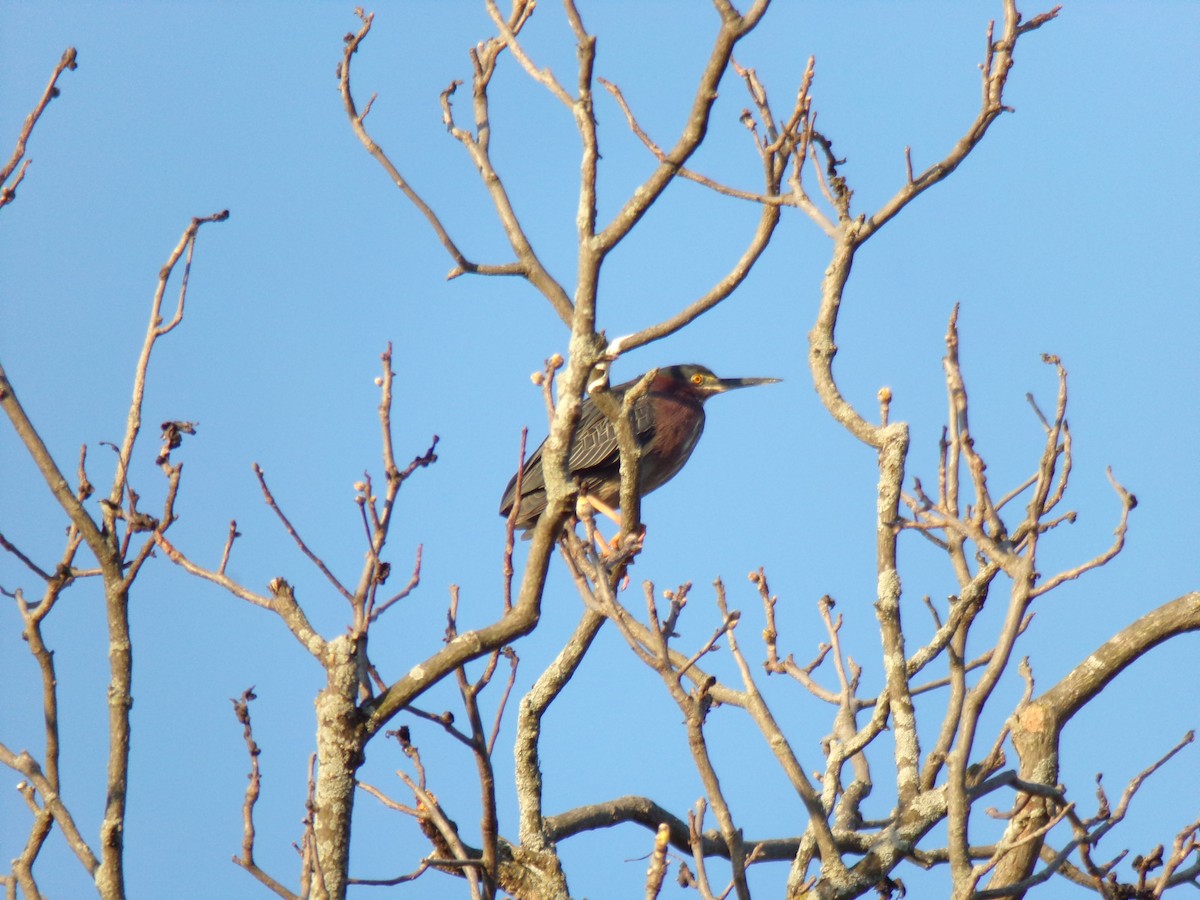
[565,394,656,472]
[561,399,618,471]
[505,437,547,501]
[508,394,656,499]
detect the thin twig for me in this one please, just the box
[253,462,353,602]
[1,48,78,210]
[229,690,299,900]
[370,544,423,622]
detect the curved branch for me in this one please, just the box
[362,579,551,736]
[1033,591,1200,728]
[809,4,1057,447]
[1030,467,1135,598]
[987,592,1200,892]
[545,795,798,863]
[807,230,882,446]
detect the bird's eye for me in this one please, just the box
[691,373,704,385]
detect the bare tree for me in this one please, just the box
[1,48,229,899]
[2,3,1197,900]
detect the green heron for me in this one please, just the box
[500,364,780,531]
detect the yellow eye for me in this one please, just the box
[691,373,704,385]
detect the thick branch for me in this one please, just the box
[987,592,1200,892]
[546,795,797,862]
[1030,592,1200,731]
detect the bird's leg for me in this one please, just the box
[576,493,624,562]
[591,523,615,559]
[575,494,608,555]
[581,493,622,529]
[576,494,645,592]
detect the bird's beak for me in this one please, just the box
[714,376,782,392]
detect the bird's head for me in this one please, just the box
[657,364,781,401]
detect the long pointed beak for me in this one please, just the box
[715,376,782,392]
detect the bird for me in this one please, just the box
[499,364,780,532]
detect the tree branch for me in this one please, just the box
[0,47,77,211]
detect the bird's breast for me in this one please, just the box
[639,396,706,493]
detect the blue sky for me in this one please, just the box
[2,3,1198,898]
